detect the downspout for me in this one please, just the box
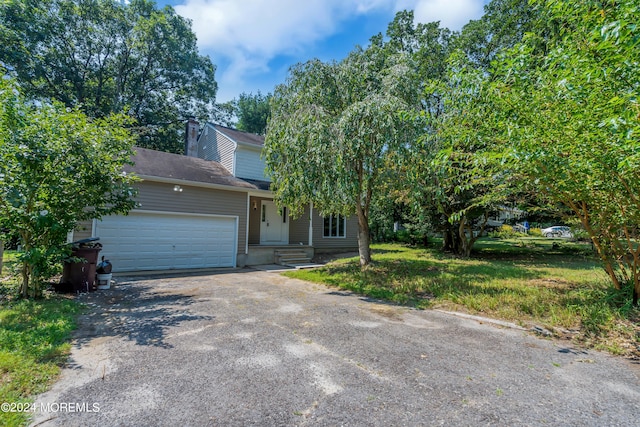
[308,202,313,247]
[245,193,250,255]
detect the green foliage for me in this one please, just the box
[0,296,80,426]
[235,91,271,135]
[0,76,138,298]
[409,51,511,257]
[455,0,556,70]
[287,242,639,357]
[0,0,218,153]
[265,39,424,266]
[489,225,527,239]
[493,0,640,299]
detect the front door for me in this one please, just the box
[260,200,289,244]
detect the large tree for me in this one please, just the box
[265,43,422,267]
[494,0,640,302]
[409,52,511,257]
[234,91,271,135]
[0,0,217,153]
[0,76,138,298]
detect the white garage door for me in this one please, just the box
[94,211,237,272]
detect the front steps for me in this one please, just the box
[274,248,314,267]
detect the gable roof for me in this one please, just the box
[212,124,264,147]
[125,147,261,190]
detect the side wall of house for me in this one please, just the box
[247,196,271,245]
[72,220,93,241]
[289,205,311,245]
[197,126,235,173]
[235,146,267,181]
[312,210,359,250]
[89,181,247,256]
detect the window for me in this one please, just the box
[323,214,346,238]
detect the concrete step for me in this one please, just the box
[274,248,313,266]
[283,262,324,269]
[279,257,312,264]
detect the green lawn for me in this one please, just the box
[287,239,640,357]
[0,251,81,426]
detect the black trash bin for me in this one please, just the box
[60,239,102,293]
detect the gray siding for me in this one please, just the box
[198,125,235,174]
[133,181,247,254]
[289,205,311,245]
[73,220,94,241]
[235,146,267,180]
[312,211,359,249]
[247,196,271,244]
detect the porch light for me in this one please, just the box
[253,200,258,210]
[173,185,183,192]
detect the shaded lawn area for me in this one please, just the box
[287,239,640,358]
[1,251,81,426]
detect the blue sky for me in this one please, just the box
[157,0,490,103]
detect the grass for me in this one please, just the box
[0,251,81,426]
[287,238,640,358]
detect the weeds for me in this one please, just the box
[288,240,640,359]
[0,252,81,426]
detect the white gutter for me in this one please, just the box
[136,175,272,196]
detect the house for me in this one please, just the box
[71,120,358,272]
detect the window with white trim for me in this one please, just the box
[323,214,346,238]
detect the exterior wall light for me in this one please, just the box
[173,185,183,192]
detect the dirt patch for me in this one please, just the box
[312,251,358,264]
[368,305,404,321]
[527,278,574,289]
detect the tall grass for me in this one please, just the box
[1,251,81,426]
[289,240,640,358]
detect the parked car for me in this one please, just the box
[541,226,573,238]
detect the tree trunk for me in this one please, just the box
[20,261,29,299]
[459,219,472,258]
[356,205,371,267]
[442,224,459,253]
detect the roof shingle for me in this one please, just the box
[125,147,261,190]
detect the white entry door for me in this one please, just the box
[260,200,289,244]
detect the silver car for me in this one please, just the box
[541,226,573,238]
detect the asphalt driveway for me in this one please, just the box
[33,269,639,426]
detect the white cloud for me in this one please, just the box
[172,0,486,102]
[401,0,485,30]
[176,1,372,76]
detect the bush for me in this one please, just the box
[529,227,542,237]
[489,224,526,239]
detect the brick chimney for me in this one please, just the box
[185,117,199,157]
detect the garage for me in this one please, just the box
[94,211,238,272]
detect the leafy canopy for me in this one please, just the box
[493,0,640,299]
[265,43,422,266]
[0,76,138,298]
[0,0,218,153]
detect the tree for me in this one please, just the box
[0,76,138,298]
[0,0,218,153]
[410,52,510,257]
[454,0,555,70]
[265,44,422,267]
[494,0,640,302]
[234,91,271,135]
